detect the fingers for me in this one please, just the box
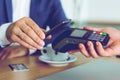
[0,49,10,60]
[79,41,101,58]
[18,24,45,49]
[79,42,100,58]
[95,42,110,57]
[78,43,90,57]
[79,41,115,58]
[46,35,52,40]
[87,41,100,58]
[24,18,45,39]
[6,17,45,50]
[11,34,39,50]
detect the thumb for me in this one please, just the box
[83,26,103,32]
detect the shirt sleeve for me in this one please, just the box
[0,23,11,46]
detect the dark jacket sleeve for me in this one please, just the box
[45,0,68,28]
[44,0,70,44]
[30,0,70,45]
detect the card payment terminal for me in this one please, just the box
[52,28,110,53]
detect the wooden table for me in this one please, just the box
[0,52,120,80]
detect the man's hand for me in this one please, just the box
[0,45,29,60]
[6,17,45,50]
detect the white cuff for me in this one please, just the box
[29,49,37,55]
[0,23,11,46]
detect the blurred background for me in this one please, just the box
[37,1,120,80]
[61,0,120,29]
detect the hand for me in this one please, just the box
[0,45,29,60]
[6,17,45,50]
[78,26,120,58]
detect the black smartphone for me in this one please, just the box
[45,19,71,37]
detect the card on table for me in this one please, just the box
[8,63,29,72]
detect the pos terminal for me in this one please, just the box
[52,28,110,53]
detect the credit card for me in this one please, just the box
[8,63,29,72]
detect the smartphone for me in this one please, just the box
[45,19,71,36]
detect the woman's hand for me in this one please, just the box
[79,26,120,58]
